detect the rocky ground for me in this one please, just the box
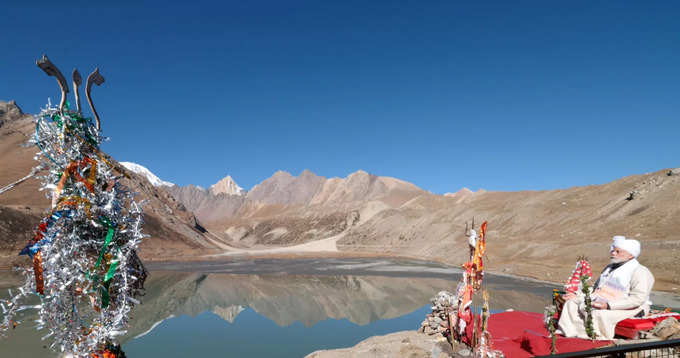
[306,289,507,358]
[305,330,461,358]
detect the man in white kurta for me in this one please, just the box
[558,236,655,340]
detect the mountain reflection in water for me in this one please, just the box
[130,271,552,335]
[0,264,554,357]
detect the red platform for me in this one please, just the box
[615,313,680,339]
[483,311,610,357]
[479,311,680,356]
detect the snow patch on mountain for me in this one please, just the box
[120,162,175,187]
[210,175,246,196]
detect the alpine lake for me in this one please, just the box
[1,258,678,357]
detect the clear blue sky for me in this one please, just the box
[2,1,678,193]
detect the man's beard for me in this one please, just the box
[610,256,629,264]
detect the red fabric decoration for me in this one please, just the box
[615,313,680,338]
[614,326,640,339]
[475,311,611,357]
[618,314,680,328]
[564,260,593,294]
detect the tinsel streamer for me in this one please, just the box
[0,165,43,195]
[0,103,147,357]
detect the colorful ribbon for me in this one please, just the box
[56,196,93,219]
[33,251,45,295]
[55,157,98,197]
[89,217,120,308]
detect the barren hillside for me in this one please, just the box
[165,160,680,291]
[0,100,228,267]
[2,100,678,292]
[335,171,680,291]
[167,164,680,292]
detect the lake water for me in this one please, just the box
[2,258,673,357]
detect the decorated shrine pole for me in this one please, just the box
[0,55,147,358]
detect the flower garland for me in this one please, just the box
[580,274,596,340]
[546,299,558,354]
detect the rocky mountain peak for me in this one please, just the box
[348,169,370,178]
[210,175,245,196]
[247,169,324,205]
[272,170,293,179]
[444,187,474,197]
[0,100,23,115]
[0,100,27,128]
[345,170,378,192]
[459,187,473,194]
[299,169,316,178]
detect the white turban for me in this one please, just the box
[610,235,626,250]
[612,236,641,258]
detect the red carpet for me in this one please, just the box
[483,311,611,357]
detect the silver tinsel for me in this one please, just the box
[0,102,147,357]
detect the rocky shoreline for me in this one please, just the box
[305,330,462,358]
[305,291,468,357]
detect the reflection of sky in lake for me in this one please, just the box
[124,305,432,357]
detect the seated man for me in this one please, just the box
[558,236,655,340]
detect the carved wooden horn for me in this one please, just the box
[36,55,70,113]
[86,68,105,130]
[72,69,82,113]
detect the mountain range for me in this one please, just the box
[1,100,679,292]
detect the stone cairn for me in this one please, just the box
[420,291,457,337]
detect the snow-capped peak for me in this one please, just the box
[210,175,245,196]
[120,162,175,187]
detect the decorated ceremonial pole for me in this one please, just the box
[0,55,147,358]
[447,219,503,357]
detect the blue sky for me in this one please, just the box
[1,1,678,193]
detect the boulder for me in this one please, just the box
[651,317,680,340]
